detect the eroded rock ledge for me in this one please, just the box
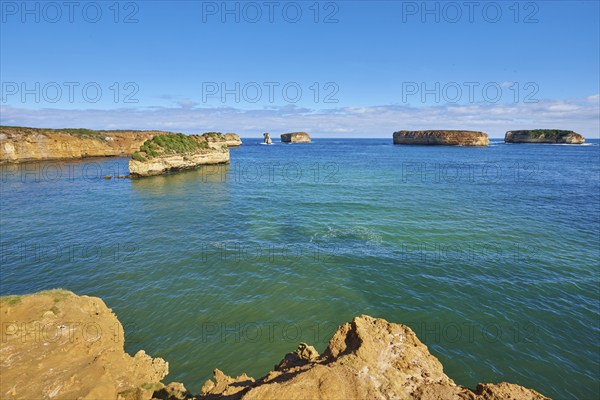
[504,130,585,144]
[0,291,549,400]
[393,130,489,146]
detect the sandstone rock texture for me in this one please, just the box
[0,291,549,400]
[504,130,585,144]
[0,126,170,164]
[128,133,230,177]
[393,130,489,146]
[202,132,242,147]
[201,315,549,400]
[223,133,242,147]
[280,132,311,143]
[0,290,169,400]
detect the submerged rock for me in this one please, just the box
[128,133,229,177]
[280,132,311,143]
[505,129,585,144]
[393,130,489,146]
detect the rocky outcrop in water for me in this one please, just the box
[505,130,585,144]
[1,291,549,400]
[393,130,489,146]
[0,126,170,164]
[280,132,311,143]
[128,133,230,177]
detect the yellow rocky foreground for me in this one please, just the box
[1,290,549,399]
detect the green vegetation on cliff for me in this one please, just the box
[0,126,107,140]
[133,133,208,161]
[525,129,575,138]
[505,129,584,143]
[53,128,105,139]
[202,132,224,138]
[0,126,163,140]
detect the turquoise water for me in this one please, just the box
[1,139,599,398]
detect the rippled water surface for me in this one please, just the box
[1,139,599,398]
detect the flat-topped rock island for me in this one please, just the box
[393,130,489,146]
[128,132,230,177]
[280,132,311,143]
[505,129,585,144]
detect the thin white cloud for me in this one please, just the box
[1,97,598,138]
[176,100,198,109]
[546,104,580,112]
[586,94,600,103]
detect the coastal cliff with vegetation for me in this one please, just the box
[0,127,242,164]
[393,130,489,146]
[0,126,171,164]
[129,133,230,177]
[281,132,311,143]
[1,290,549,400]
[505,130,585,144]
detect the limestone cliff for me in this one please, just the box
[128,133,230,177]
[393,130,489,146]
[0,126,170,164]
[0,291,550,400]
[224,133,242,147]
[280,132,311,143]
[201,132,242,147]
[505,130,585,144]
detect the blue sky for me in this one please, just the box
[1,0,599,138]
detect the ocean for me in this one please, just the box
[1,138,598,398]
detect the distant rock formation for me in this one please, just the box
[393,130,489,146]
[0,126,170,164]
[505,130,585,144]
[281,132,311,143]
[128,133,230,177]
[1,291,549,400]
[224,133,242,147]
